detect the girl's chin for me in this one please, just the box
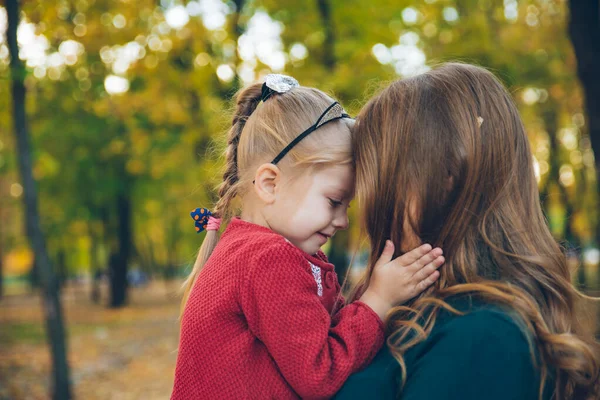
[302,242,324,256]
[293,235,328,255]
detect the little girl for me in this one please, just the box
[171,75,444,399]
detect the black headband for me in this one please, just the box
[271,101,351,165]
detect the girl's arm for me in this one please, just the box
[240,240,441,399]
[240,241,383,399]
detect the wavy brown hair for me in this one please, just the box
[350,63,600,399]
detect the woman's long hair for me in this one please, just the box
[350,63,600,399]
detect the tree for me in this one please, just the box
[568,0,600,244]
[0,192,4,299]
[0,164,7,300]
[2,0,596,298]
[5,0,72,398]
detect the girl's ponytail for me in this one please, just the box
[180,83,264,318]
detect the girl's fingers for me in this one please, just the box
[417,270,440,292]
[406,248,443,272]
[374,240,395,270]
[395,243,433,266]
[413,256,445,282]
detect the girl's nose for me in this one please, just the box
[332,210,349,230]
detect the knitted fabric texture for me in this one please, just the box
[171,218,384,399]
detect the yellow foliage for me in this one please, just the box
[108,139,126,155]
[4,248,34,276]
[126,159,146,175]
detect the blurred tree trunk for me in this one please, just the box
[106,114,133,308]
[317,0,336,71]
[540,105,577,242]
[230,0,246,90]
[108,251,124,306]
[0,215,3,300]
[6,1,72,398]
[90,231,101,304]
[28,256,40,290]
[568,0,600,242]
[568,0,600,336]
[57,248,67,288]
[539,103,583,284]
[0,146,4,299]
[92,207,111,304]
[0,190,4,299]
[109,192,131,307]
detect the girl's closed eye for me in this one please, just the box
[328,198,343,208]
[329,198,352,209]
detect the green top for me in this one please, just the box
[335,297,551,400]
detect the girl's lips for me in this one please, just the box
[317,232,329,243]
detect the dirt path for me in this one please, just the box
[0,282,182,400]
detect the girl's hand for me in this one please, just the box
[359,241,444,320]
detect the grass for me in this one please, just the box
[0,322,45,345]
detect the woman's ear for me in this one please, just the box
[445,174,454,192]
[254,163,281,204]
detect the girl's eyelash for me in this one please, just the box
[329,198,343,207]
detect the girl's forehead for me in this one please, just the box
[315,163,353,178]
[313,164,355,193]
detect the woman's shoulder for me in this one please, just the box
[433,297,533,347]
[333,346,400,399]
[444,297,527,328]
[405,298,535,365]
[399,298,541,399]
[336,298,541,400]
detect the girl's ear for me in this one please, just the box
[253,163,281,204]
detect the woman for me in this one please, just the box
[335,63,600,399]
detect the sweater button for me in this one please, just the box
[325,271,336,289]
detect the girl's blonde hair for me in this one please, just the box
[350,63,600,399]
[180,82,353,317]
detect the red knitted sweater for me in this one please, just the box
[171,218,384,399]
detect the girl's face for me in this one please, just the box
[267,164,354,255]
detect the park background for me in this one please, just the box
[1,0,599,399]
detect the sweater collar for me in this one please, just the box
[225,217,334,270]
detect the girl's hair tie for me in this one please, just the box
[190,208,221,233]
[260,74,299,102]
